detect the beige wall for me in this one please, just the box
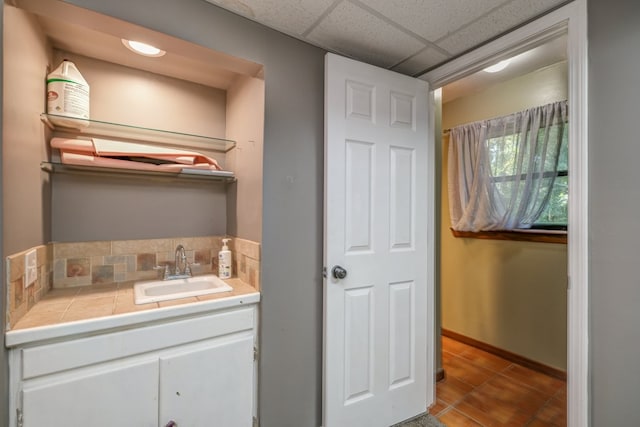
[226,75,264,242]
[52,50,227,142]
[2,5,52,256]
[444,61,568,126]
[440,61,568,370]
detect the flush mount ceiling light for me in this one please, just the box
[122,39,166,57]
[483,59,511,73]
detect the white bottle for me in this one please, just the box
[47,59,90,128]
[218,238,232,279]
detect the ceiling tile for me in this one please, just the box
[391,47,450,76]
[307,1,425,69]
[203,0,335,36]
[363,0,507,43]
[437,0,567,55]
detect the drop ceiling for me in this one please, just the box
[202,0,569,76]
[16,0,569,96]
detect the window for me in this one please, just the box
[448,100,568,238]
[488,124,568,230]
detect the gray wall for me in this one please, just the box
[52,175,228,242]
[55,1,325,426]
[589,0,640,424]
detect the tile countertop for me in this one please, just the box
[6,277,259,347]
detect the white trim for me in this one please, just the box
[420,1,589,426]
[426,83,436,408]
[566,2,589,426]
[422,10,568,88]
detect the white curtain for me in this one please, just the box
[448,100,568,231]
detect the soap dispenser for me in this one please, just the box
[218,238,232,279]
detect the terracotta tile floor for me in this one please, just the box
[433,336,566,427]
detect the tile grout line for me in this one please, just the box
[526,394,556,426]
[443,365,505,427]
[111,282,121,314]
[59,288,79,321]
[436,364,494,425]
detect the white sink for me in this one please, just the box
[134,274,233,304]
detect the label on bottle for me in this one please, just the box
[47,79,90,119]
[218,252,232,279]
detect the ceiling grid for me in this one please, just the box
[202,0,568,75]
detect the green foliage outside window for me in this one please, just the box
[487,125,568,229]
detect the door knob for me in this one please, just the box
[165,421,177,427]
[332,265,348,279]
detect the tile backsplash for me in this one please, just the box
[6,245,52,330]
[6,235,260,330]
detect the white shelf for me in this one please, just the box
[42,162,236,184]
[41,114,236,153]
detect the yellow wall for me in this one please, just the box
[441,61,568,370]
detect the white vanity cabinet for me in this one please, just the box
[8,304,257,427]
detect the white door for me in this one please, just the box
[324,53,433,427]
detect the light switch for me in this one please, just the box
[24,249,37,288]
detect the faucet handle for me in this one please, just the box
[154,265,170,279]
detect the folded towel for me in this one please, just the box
[60,151,187,172]
[52,137,222,171]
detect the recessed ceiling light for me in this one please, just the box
[122,39,166,57]
[483,59,511,73]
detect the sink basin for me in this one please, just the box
[134,274,233,304]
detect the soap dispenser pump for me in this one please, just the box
[218,238,232,279]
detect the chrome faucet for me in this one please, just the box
[164,244,192,280]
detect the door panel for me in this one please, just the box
[345,140,375,253]
[344,286,375,404]
[346,80,376,122]
[389,280,414,388]
[390,146,415,250]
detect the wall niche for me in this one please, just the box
[3,0,265,256]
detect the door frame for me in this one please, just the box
[420,1,589,426]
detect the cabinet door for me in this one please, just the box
[159,333,254,427]
[22,358,159,427]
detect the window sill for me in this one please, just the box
[450,228,567,244]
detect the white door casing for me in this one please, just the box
[324,53,433,427]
